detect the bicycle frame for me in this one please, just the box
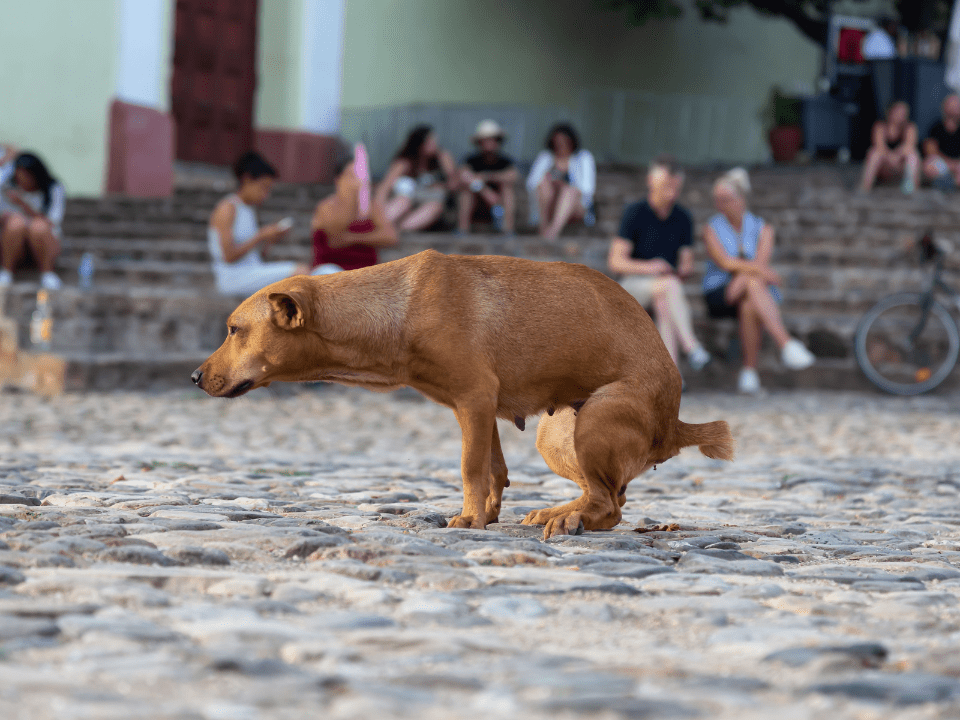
[916,255,960,332]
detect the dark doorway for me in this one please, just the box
[171,0,259,165]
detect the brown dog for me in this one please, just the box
[192,251,733,538]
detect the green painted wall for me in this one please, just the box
[341,0,823,163]
[256,0,306,129]
[343,0,820,107]
[0,1,119,196]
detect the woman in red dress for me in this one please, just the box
[311,146,398,272]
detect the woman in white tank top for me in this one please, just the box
[208,152,339,297]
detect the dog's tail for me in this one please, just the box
[675,420,735,461]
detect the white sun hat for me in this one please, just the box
[472,119,506,143]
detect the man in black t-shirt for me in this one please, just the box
[608,154,710,373]
[457,120,518,234]
[923,94,960,188]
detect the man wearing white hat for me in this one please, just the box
[457,119,518,234]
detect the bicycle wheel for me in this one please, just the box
[854,292,960,395]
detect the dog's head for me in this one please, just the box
[192,278,322,398]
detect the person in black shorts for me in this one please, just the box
[858,101,919,193]
[457,120,518,234]
[608,154,711,374]
[923,94,960,189]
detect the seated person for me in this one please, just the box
[858,101,919,193]
[608,154,710,374]
[376,125,457,232]
[311,145,398,271]
[208,152,324,297]
[456,120,517,234]
[923,94,960,189]
[0,149,66,290]
[526,123,596,239]
[702,168,815,394]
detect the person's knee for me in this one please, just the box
[744,276,766,294]
[654,274,683,298]
[28,218,53,239]
[4,213,27,237]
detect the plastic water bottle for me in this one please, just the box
[78,252,94,290]
[30,290,52,351]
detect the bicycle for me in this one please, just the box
[854,231,960,395]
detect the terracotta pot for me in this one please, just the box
[769,125,803,163]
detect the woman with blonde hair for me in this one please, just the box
[702,167,814,393]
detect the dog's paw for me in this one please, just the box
[521,507,555,526]
[447,514,487,530]
[543,514,585,539]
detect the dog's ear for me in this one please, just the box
[268,291,311,330]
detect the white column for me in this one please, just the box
[116,0,168,109]
[301,0,345,133]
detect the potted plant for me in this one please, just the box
[768,88,804,163]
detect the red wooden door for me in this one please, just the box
[171,0,259,165]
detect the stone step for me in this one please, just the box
[0,275,890,360]
[1,286,236,355]
[50,237,946,300]
[54,348,886,394]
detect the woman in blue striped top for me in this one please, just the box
[702,168,814,393]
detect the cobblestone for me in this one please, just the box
[1,385,960,718]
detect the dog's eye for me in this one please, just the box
[228,326,239,336]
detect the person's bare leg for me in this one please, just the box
[652,285,679,365]
[738,298,763,369]
[399,200,445,231]
[26,220,60,273]
[457,190,476,233]
[1,213,28,272]
[385,196,412,224]
[500,183,516,233]
[536,180,556,236]
[859,147,886,191]
[657,275,700,355]
[742,277,791,348]
[479,185,500,207]
[906,150,921,188]
[544,183,583,240]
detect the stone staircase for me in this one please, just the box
[3,165,959,392]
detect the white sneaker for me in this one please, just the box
[0,269,11,287]
[40,272,62,291]
[687,345,711,372]
[738,367,761,394]
[781,339,815,370]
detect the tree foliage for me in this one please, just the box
[596,0,951,47]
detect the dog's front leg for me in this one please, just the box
[449,400,496,529]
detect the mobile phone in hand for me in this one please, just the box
[276,217,294,231]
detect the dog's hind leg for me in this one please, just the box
[485,423,510,523]
[523,406,595,534]
[524,383,652,538]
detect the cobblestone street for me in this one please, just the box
[2,386,960,719]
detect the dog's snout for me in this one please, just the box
[191,369,203,386]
